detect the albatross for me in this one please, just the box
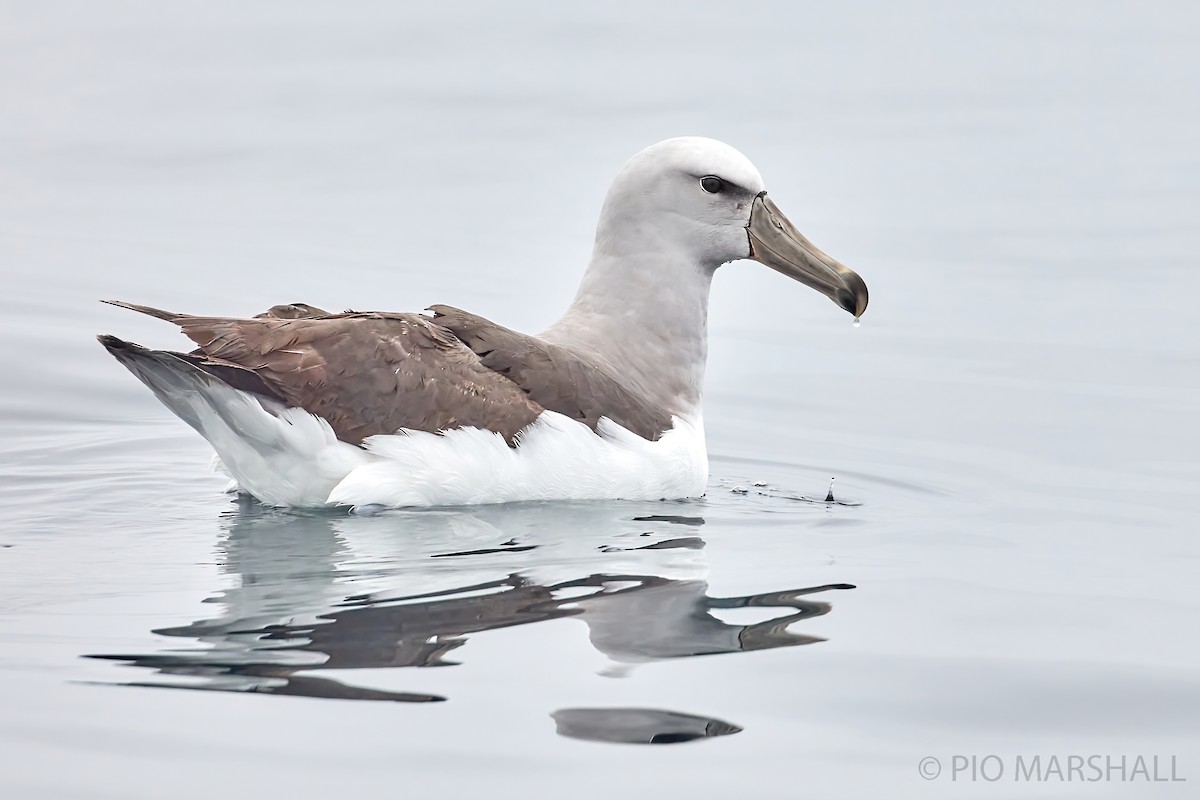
[99,137,868,508]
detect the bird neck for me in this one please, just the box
[542,249,715,417]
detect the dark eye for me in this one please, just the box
[700,175,725,194]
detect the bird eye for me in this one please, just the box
[700,175,725,194]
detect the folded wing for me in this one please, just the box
[103,301,543,444]
[103,299,673,446]
[429,305,672,440]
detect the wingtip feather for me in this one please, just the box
[100,300,182,321]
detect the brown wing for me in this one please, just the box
[254,302,334,319]
[105,302,543,444]
[429,305,672,441]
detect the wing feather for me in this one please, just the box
[428,305,672,440]
[106,303,543,444]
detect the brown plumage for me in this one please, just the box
[99,299,672,446]
[428,305,671,439]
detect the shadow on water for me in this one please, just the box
[87,498,854,741]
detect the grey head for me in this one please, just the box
[544,137,868,416]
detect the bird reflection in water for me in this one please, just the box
[88,500,853,741]
[552,708,743,745]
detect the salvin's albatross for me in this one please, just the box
[99,137,868,508]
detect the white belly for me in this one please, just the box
[211,405,708,509]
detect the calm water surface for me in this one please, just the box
[1,2,1198,798]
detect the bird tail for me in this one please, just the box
[97,335,284,434]
[97,335,360,506]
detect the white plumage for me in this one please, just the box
[202,379,706,508]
